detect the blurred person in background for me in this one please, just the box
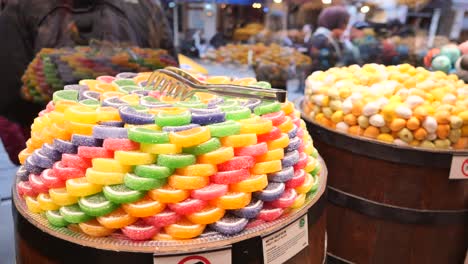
[307,6,350,71]
[0,0,176,164]
[250,10,292,46]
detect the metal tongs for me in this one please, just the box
[145,67,287,102]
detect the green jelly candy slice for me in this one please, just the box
[78,192,119,217]
[157,154,196,168]
[124,173,167,191]
[103,184,146,204]
[207,120,241,137]
[53,90,79,103]
[134,164,174,179]
[79,99,100,109]
[45,210,69,227]
[224,106,251,121]
[128,127,170,144]
[59,204,93,224]
[183,138,221,155]
[113,79,136,87]
[254,101,281,116]
[309,174,320,193]
[155,111,192,127]
[118,85,142,94]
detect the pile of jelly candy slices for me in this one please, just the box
[16,72,322,241]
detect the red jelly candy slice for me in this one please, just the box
[191,184,228,201]
[217,156,255,172]
[17,181,37,197]
[285,169,306,189]
[28,173,49,193]
[40,169,65,189]
[52,161,85,180]
[256,127,281,143]
[103,138,140,151]
[267,188,297,208]
[168,198,207,215]
[78,146,114,159]
[61,154,92,170]
[257,206,284,222]
[234,143,268,157]
[143,209,181,227]
[262,111,286,126]
[293,152,308,171]
[121,220,159,241]
[296,128,304,138]
[211,169,250,184]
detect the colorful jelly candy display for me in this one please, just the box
[21,45,177,103]
[16,71,322,241]
[304,63,468,149]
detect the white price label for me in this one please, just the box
[262,214,308,264]
[154,247,231,264]
[449,155,468,180]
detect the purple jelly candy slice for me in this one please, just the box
[71,134,103,147]
[281,150,300,167]
[232,199,264,219]
[53,139,78,154]
[210,215,249,235]
[267,166,294,183]
[93,125,128,139]
[254,182,285,202]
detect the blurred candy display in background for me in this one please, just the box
[21,44,178,104]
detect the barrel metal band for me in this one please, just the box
[327,186,468,225]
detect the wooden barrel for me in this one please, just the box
[300,111,468,264]
[13,159,328,264]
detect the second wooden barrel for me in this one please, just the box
[303,116,468,264]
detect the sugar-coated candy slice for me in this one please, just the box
[251,160,282,174]
[102,96,129,108]
[85,168,124,185]
[152,231,175,240]
[217,156,255,172]
[182,138,221,155]
[79,219,115,237]
[122,196,166,217]
[234,142,268,157]
[71,134,103,147]
[114,150,156,165]
[191,111,226,125]
[239,117,273,135]
[168,174,210,190]
[78,146,113,159]
[296,127,304,138]
[164,219,205,239]
[92,125,128,139]
[23,157,43,174]
[261,111,286,126]
[254,182,285,202]
[49,188,78,206]
[310,175,320,193]
[128,127,169,144]
[25,196,43,213]
[60,204,93,224]
[122,220,159,241]
[40,143,62,161]
[169,127,211,148]
[267,188,297,208]
[143,209,181,227]
[310,162,321,177]
[40,169,65,189]
[197,147,234,165]
[285,169,306,189]
[17,181,37,197]
[103,138,139,151]
[103,184,146,204]
[211,192,251,210]
[207,120,241,137]
[29,173,49,193]
[286,137,302,152]
[37,193,60,211]
[148,185,190,203]
[255,148,284,162]
[81,90,101,101]
[66,177,103,197]
[140,143,181,154]
[64,105,98,124]
[52,161,85,180]
[293,152,308,171]
[256,127,282,143]
[92,158,132,173]
[78,192,119,217]
[232,198,264,219]
[186,206,225,225]
[257,205,284,222]
[124,173,167,191]
[61,154,91,170]
[281,101,294,114]
[210,215,248,235]
[287,125,298,139]
[157,154,195,168]
[243,98,262,111]
[119,106,155,125]
[168,198,207,215]
[290,193,306,209]
[267,133,290,150]
[53,90,78,103]
[268,166,294,183]
[211,168,250,184]
[156,110,192,127]
[99,121,125,127]
[230,174,268,193]
[162,124,200,133]
[191,183,228,201]
[295,173,315,194]
[46,210,69,227]
[281,150,300,167]
[176,164,217,177]
[254,101,281,116]
[134,164,174,179]
[220,133,257,148]
[16,166,30,181]
[30,150,54,168]
[224,106,251,121]
[277,116,294,133]
[97,208,138,229]
[246,219,266,229]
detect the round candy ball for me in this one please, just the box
[431,55,452,73]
